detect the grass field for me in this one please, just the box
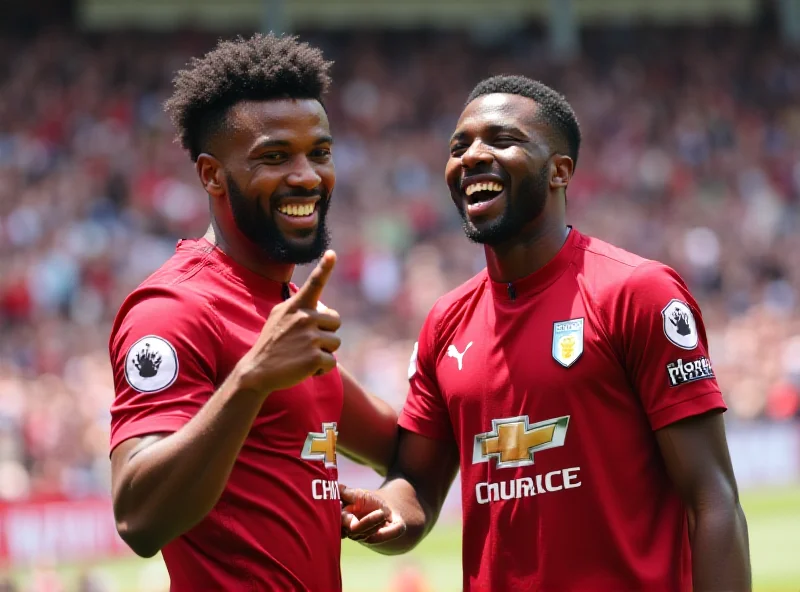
[6,485,800,591]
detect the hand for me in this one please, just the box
[235,250,342,394]
[340,484,407,545]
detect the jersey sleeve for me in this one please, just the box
[612,262,726,431]
[108,287,221,452]
[398,306,454,441]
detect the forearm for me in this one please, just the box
[340,439,396,476]
[114,370,267,556]
[338,402,397,476]
[337,365,399,475]
[689,501,751,591]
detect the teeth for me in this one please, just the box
[278,203,316,217]
[465,181,504,196]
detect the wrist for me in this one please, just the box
[227,362,273,401]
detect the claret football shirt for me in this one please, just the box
[400,228,725,592]
[109,238,344,591]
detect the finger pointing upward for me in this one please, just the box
[291,250,336,310]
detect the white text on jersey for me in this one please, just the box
[475,467,581,504]
[312,479,340,500]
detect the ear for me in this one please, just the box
[196,154,226,199]
[550,154,574,189]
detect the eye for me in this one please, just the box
[492,136,520,147]
[450,143,468,157]
[310,148,332,161]
[260,152,288,163]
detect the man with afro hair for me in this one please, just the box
[108,34,401,591]
[342,75,751,591]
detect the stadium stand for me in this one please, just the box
[0,22,798,505]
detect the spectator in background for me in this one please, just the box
[0,24,798,502]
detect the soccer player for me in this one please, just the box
[341,75,751,591]
[108,34,398,591]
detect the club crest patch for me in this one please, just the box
[661,299,698,350]
[552,318,584,368]
[124,335,179,393]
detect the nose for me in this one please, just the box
[460,140,493,169]
[286,156,322,191]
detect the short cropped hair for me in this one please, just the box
[165,33,333,161]
[467,75,581,165]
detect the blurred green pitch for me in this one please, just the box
[4,486,799,591]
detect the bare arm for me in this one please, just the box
[336,365,398,476]
[111,253,340,558]
[656,411,751,591]
[343,427,460,555]
[111,375,270,558]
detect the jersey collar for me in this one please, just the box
[184,238,287,300]
[488,227,581,301]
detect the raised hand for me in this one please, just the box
[340,484,407,545]
[235,250,342,395]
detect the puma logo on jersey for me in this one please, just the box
[447,342,473,370]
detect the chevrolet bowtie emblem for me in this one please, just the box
[473,415,570,469]
[301,422,338,468]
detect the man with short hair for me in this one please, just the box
[342,75,751,592]
[109,34,398,591]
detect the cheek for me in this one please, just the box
[319,163,335,193]
[248,168,282,192]
[445,159,460,186]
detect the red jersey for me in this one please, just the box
[109,238,343,592]
[400,228,726,592]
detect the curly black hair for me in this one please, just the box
[467,75,581,165]
[164,33,333,162]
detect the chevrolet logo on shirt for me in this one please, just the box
[301,422,338,468]
[473,415,570,469]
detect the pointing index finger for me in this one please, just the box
[291,250,336,309]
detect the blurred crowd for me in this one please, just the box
[0,23,799,507]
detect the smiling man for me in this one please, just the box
[107,34,398,591]
[342,75,751,592]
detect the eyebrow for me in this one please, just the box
[249,135,334,154]
[450,124,527,143]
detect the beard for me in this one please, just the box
[227,173,331,265]
[459,163,549,246]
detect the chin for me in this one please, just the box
[462,216,516,246]
[290,227,318,241]
[281,225,321,247]
[278,232,330,264]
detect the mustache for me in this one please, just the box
[459,169,510,188]
[270,187,326,202]
[463,169,509,180]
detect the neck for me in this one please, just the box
[204,219,295,284]
[484,217,570,284]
